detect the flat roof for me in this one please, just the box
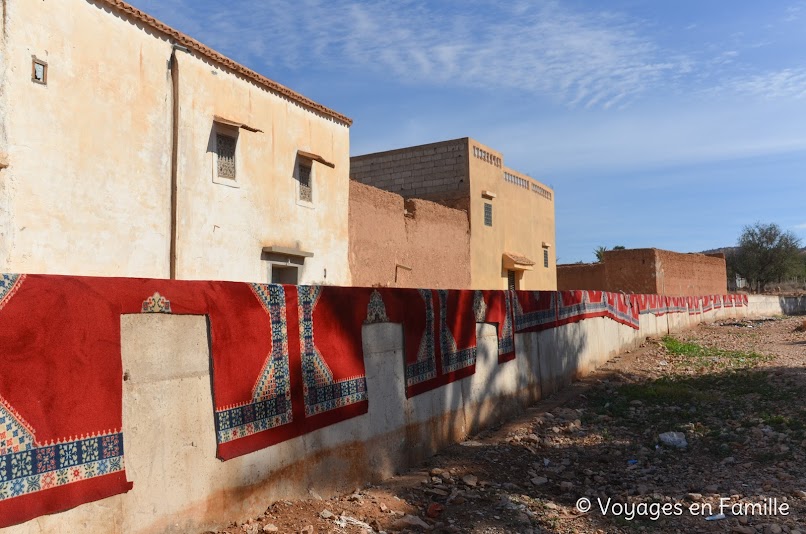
[351,137,553,192]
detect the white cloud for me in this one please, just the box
[722,68,806,100]
[794,223,806,229]
[784,2,805,22]
[129,0,806,114]
[130,0,688,109]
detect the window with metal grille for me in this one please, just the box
[298,162,312,202]
[544,249,549,268]
[216,133,237,180]
[484,203,492,227]
[507,270,516,290]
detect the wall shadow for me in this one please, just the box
[780,296,806,315]
[377,363,806,533]
[417,316,591,472]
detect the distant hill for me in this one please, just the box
[699,246,738,256]
[700,246,806,255]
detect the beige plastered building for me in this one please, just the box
[350,138,557,290]
[0,0,351,284]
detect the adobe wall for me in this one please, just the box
[4,289,801,534]
[602,249,658,294]
[557,263,606,290]
[559,249,729,296]
[403,198,471,289]
[655,250,728,296]
[347,182,407,287]
[348,181,470,288]
[349,139,470,203]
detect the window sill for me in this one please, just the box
[295,197,315,209]
[213,175,240,188]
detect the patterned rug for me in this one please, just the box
[633,293,669,316]
[632,294,748,317]
[213,285,369,460]
[473,290,516,363]
[513,290,640,332]
[0,275,132,527]
[0,272,750,526]
[361,288,477,399]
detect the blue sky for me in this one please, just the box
[128,0,806,263]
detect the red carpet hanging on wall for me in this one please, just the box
[358,288,478,398]
[212,285,370,460]
[0,271,746,527]
[0,274,132,528]
[631,293,748,317]
[512,289,640,333]
[473,290,516,363]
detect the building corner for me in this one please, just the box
[0,0,12,271]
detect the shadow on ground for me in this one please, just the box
[379,358,806,534]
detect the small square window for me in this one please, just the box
[298,161,312,203]
[544,249,549,268]
[271,265,299,284]
[32,57,47,85]
[484,203,492,227]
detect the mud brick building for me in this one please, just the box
[557,248,728,296]
[350,138,557,290]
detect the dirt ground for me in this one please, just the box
[207,315,806,534]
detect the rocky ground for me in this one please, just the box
[207,315,806,534]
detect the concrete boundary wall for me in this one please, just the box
[4,296,805,534]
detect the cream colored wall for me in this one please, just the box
[467,142,505,289]
[467,139,556,290]
[0,0,350,284]
[0,0,173,277]
[174,54,350,285]
[500,166,556,290]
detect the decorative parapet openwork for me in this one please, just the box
[531,182,552,200]
[504,171,552,200]
[473,146,501,168]
[504,171,529,189]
